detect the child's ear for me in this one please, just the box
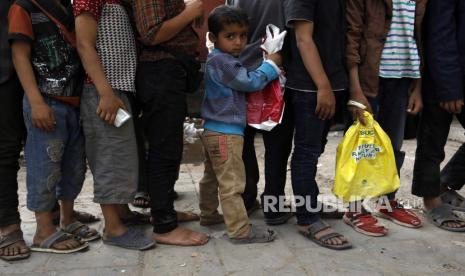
[208,32,217,43]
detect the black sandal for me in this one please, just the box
[440,190,465,212]
[226,224,276,244]
[0,229,31,261]
[61,221,101,242]
[132,192,150,208]
[425,204,465,232]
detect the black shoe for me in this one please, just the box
[264,212,294,226]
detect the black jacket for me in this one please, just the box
[423,0,465,103]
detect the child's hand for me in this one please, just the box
[184,0,204,22]
[316,87,336,121]
[31,102,56,132]
[407,88,423,115]
[266,52,282,66]
[97,90,127,125]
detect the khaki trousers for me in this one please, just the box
[199,131,249,238]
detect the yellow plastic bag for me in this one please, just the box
[333,111,400,202]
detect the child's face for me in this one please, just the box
[210,23,248,57]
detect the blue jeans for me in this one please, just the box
[290,89,345,225]
[23,97,85,212]
[368,78,411,199]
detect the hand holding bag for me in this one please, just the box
[333,111,400,202]
[246,24,287,131]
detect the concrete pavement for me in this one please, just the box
[2,122,465,275]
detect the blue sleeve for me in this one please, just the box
[426,0,463,101]
[210,55,279,92]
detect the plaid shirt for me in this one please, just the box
[132,0,198,62]
[0,1,15,84]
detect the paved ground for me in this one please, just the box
[2,122,465,276]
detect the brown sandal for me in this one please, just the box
[299,219,352,250]
[0,229,31,261]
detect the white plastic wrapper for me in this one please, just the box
[206,32,215,53]
[183,122,198,144]
[114,108,131,128]
[260,24,287,55]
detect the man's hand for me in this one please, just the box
[96,91,127,125]
[184,0,204,22]
[266,52,282,66]
[348,88,372,125]
[31,101,56,132]
[440,99,464,114]
[316,87,336,120]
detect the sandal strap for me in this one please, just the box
[0,229,24,249]
[74,211,99,222]
[134,192,150,201]
[63,221,86,234]
[351,213,379,226]
[441,190,465,207]
[307,219,330,236]
[248,225,274,240]
[319,232,343,243]
[429,204,464,225]
[41,231,75,249]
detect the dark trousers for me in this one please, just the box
[0,75,25,227]
[412,103,465,197]
[136,60,187,234]
[242,92,294,219]
[368,78,411,199]
[290,89,345,225]
[127,93,148,195]
[241,92,294,219]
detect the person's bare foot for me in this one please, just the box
[33,227,84,251]
[0,224,30,259]
[177,211,200,222]
[153,227,209,246]
[423,196,465,229]
[296,225,348,246]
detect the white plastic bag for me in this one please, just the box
[260,24,287,55]
[206,32,214,53]
[183,122,198,144]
